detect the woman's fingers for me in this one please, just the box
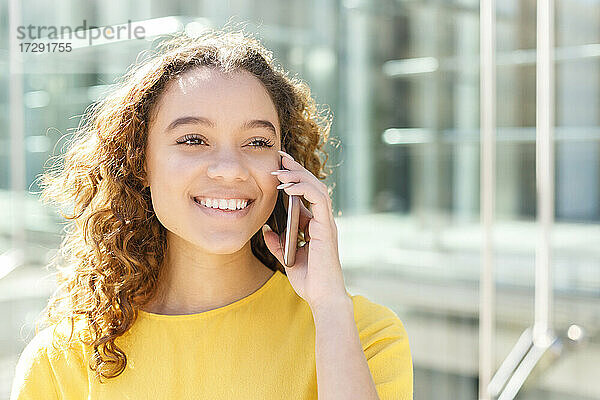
[279,191,312,243]
[279,155,330,197]
[298,198,313,242]
[277,182,331,229]
[262,225,286,264]
[274,151,333,239]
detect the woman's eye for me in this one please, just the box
[249,138,274,149]
[176,135,274,149]
[176,135,205,146]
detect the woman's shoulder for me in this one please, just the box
[11,320,91,400]
[350,293,404,321]
[17,318,90,368]
[15,326,55,367]
[349,293,410,343]
[349,293,413,398]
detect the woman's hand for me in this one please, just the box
[261,150,349,309]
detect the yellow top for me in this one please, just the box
[10,270,413,400]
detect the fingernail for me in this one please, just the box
[278,150,294,161]
[277,182,294,189]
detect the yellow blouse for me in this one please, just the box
[11,269,413,399]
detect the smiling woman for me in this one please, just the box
[142,65,286,284]
[10,26,413,400]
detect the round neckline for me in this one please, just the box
[137,269,283,321]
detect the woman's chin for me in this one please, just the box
[164,228,251,253]
[191,234,253,253]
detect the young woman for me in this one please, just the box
[10,28,413,399]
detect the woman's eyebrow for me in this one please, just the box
[166,116,214,131]
[241,119,278,137]
[165,116,278,136]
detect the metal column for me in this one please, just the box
[479,0,496,398]
[487,1,565,399]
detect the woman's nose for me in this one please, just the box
[205,152,250,181]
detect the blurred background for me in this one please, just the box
[1,0,599,399]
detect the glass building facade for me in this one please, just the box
[1,0,599,399]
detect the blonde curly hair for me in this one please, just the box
[34,26,336,383]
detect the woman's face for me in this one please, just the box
[144,67,282,254]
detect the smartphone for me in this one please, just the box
[282,193,300,267]
[276,149,300,267]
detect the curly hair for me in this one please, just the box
[34,26,336,383]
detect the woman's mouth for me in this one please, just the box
[191,197,255,218]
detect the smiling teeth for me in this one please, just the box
[198,198,249,210]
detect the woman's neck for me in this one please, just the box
[141,258,275,316]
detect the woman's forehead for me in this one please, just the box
[150,68,280,133]
[169,67,262,97]
[173,67,225,95]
